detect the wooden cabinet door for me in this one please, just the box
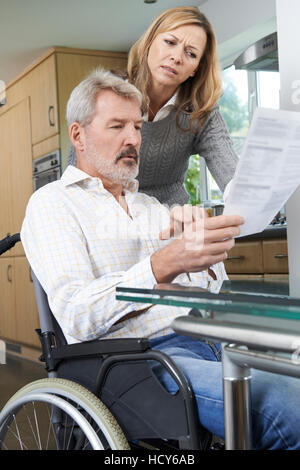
[0,258,16,341]
[15,257,40,348]
[0,103,15,243]
[0,98,33,256]
[10,98,34,255]
[224,241,264,274]
[28,54,58,145]
[263,239,289,273]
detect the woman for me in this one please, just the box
[68,6,238,206]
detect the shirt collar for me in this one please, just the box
[61,165,139,193]
[143,92,177,122]
[161,92,177,108]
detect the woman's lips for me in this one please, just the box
[161,65,178,75]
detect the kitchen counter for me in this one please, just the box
[239,225,287,241]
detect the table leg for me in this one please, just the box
[222,343,253,450]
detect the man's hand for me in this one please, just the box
[151,208,244,283]
[159,205,208,240]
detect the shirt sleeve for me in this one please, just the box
[21,189,157,343]
[193,106,238,193]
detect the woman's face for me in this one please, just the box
[147,24,207,92]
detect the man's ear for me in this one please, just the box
[69,122,85,152]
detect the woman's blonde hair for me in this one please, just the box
[127,6,223,131]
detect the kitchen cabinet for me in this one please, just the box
[225,237,289,277]
[0,98,33,256]
[1,46,128,168]
[0,257,39,347]
[0,46,127,351]
[262,239,288,274]
[0,258,16,341]
[15,257,40,348]
[28,54,59,145]
[225,241,264,274]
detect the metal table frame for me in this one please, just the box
[171,316,300,449]
[116,283,300,450]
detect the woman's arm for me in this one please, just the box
[193,106,238,193]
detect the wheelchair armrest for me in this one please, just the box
[37,329,151,371]
[53,337,151,360]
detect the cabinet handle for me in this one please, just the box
[227,256,245,261]
[7,264,12,282]
[48,106,55,127]
[274,254,288,259]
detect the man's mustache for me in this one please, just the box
[115,146,139,163]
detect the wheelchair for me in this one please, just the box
[0,233,214,451]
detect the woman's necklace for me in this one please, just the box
[147,104,157,122]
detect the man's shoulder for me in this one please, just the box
[28,179,65,208]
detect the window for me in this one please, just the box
[185,65,250,204]
[185,65,280,205]
[209,65,250,201]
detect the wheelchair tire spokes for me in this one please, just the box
[0,378,129,450]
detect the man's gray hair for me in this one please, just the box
[66,67,142,127]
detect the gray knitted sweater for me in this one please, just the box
[67,106,238,207]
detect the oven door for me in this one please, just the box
[33,167,61,191]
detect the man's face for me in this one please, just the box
[83,90,143,184]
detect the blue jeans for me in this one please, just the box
[150,333,300,450]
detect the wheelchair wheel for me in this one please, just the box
[0,378,129,450]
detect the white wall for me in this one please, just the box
[276,0,300,283]
[200,0,277,67]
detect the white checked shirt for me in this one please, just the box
[21,166,227,344]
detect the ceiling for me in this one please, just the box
[0,0,208,85]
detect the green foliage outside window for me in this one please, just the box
[219,81,248,135]
[184,154,200,205]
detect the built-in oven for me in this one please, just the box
[33,150,61,191]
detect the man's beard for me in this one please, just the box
[85,139,139,185]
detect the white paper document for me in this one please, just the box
[223,107,300,237]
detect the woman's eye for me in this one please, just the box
[164,39,175,45]
[187,50,197,59]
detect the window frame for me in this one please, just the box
[203,69,259,202]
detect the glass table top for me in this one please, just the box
[116,277,300,321]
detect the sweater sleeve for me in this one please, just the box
[193,106,238,193]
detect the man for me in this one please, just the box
[21,68,300,449]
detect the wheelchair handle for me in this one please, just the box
[0,233,21,256]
